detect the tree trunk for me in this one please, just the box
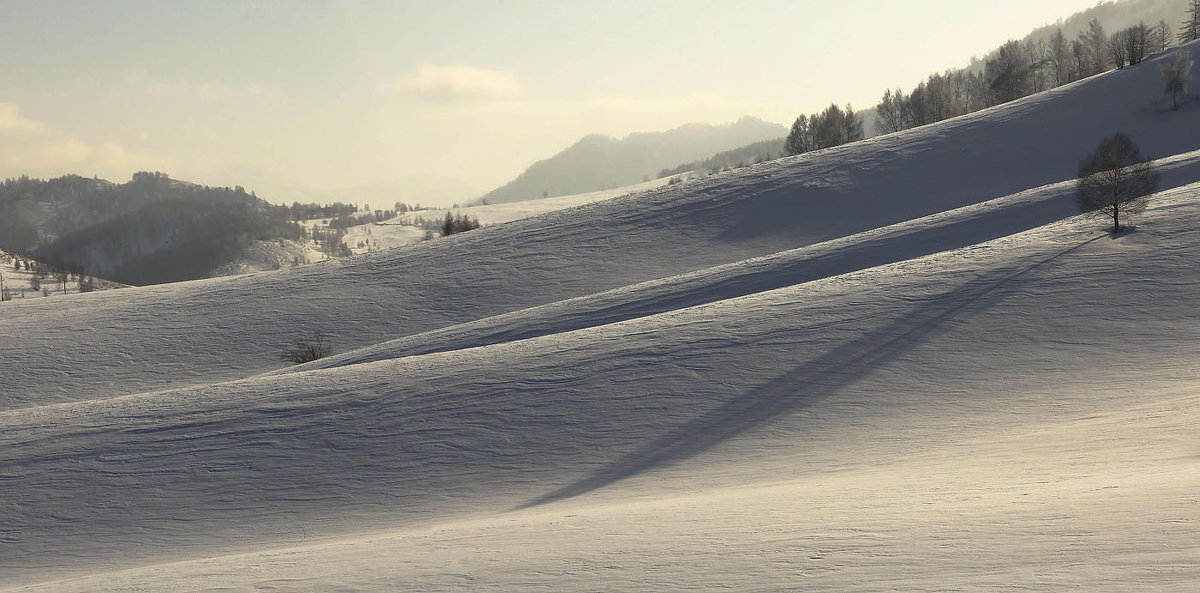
[1112,204,1121,232]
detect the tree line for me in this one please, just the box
[0,251,100,301]
[659,138,786,178]
[874,8,1198,137]
[785,103,865,156]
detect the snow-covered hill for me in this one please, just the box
[352,175,683,252]
[3,46,1197,407]
[0,173,308,286]
[1,44,1199,591]
[0,250,126,301]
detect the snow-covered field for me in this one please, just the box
[2,45,1199,591]
[0,251,125,301]
[347,176,683,252]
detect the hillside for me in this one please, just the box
[1,43,1199,591]
[657,136,786,178]
[0,249,126,301]
[476,116,786,204]
[1015,0,1190,65]
[0,172,309,285]
[7,184,1198,591]
[4,44,1197,406]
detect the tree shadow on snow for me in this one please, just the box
[517,235,1103,509]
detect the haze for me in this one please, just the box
[1,0,1101,204]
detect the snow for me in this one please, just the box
[208,238,319,276]
[353,175,682,252]
[2,44,1200,591]
[0,251,126,301]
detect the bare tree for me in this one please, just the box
[813,105,844,149]
[907,83,930,126]
[874,89,910,135]
[840,104,864,144]
[925,71,960,121]
[813,104,863,149]
[1123,23,1151,66]
[960,70,990,112]
[1076,132,1159,233]
[1110,31,1130,69]
[1159,49,1194,110]
[1023,38,1051,93]
[1110,25,1151,69]
[1049,28,1074,85]
[986,40,1032,105]
[1078,19,1110,77]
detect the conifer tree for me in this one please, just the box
[1179,0,1200,44]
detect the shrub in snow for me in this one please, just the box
[281,331,334,364]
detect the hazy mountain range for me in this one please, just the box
[477,116,787,204]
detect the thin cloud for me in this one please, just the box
[400,64,521,101]
[0,102,170,180]
[0,103,47,134]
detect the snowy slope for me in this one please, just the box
[3,186,1198,589]
[285,149,1200,373]
[0,250,126,301]
[405,175,680,227]
[346,176,680,252]
[2,46,1199,408]
[2,44,1200,591]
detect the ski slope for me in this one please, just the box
[1,45,1199,591]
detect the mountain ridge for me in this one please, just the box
[477,115,786,204]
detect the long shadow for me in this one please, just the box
[518,236,1103,509]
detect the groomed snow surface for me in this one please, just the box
[2,45,1199,591]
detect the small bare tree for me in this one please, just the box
[1076,132,1159,233]
[1159,49,1193,110]
[281,331,334,364]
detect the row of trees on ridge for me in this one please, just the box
[874,9,1199,137]
[785,104,865,156]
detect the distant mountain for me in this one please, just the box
[478,116,786,204]
[0,172,305,285]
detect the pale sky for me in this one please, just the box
[0,0,1102,204]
